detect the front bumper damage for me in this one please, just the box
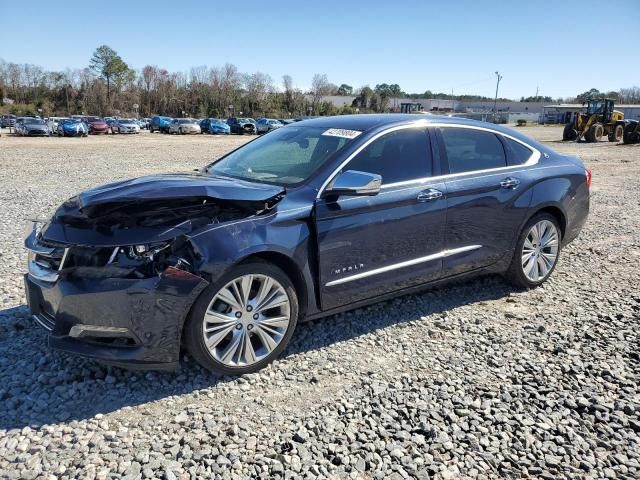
[23,173,285,368]
[25,267,207,369]
[25,231,208,369]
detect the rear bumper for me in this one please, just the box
[24,268,208,368]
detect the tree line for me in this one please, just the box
[1,45,639,118]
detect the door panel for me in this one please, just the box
[315,182,447,310]
[314,126,446,310]
[443,172,532,275]
[435,127,533,275]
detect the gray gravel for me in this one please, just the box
[0,127,639,479]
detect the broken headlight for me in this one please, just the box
[123,242,171,261]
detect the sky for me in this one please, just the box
[1,0,639,100]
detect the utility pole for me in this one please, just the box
[493,71,502,122]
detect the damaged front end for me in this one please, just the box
[24,173,285,368]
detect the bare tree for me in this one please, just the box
[310,73,332,112]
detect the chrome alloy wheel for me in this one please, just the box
[202,274,291,367]
[521,220,559,282]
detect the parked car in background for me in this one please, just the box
[56,118,88,137]
[86,117,110,135]
[23,114,590,374]
[149,116,173,133]
[278,119,295,125]
[227,117,257,135]
[140,118,151,129]
[15,118,50,136]
[1,114,17,128]
[47,117,65,134]
[256,118,284,134]
[111,118,141,134]
[168,118,201,134]
[200,118,231,135]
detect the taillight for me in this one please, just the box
[585,168,592,190]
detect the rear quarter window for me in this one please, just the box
[505,137,534,165]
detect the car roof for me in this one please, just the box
[296,113,498,131]
[295,114,545,146]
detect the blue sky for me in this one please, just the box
[2,0,639,99]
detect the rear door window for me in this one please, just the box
[440,127,507,174]
[347,128,432,184]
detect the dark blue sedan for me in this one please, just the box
[24,115,590,374]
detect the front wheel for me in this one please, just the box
[586,123,603,143]
[505,213,561,288]
[183,262,299,375]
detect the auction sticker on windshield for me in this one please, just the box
[322,128,362,139]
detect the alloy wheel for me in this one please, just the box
[521,220,559,282]
[202,274,291,367]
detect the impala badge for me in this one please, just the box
[332,263,365,276]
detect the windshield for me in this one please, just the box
[211,120,225,125]
[207,126,356,186]
[179,119,192,124]
[26,119,46,125]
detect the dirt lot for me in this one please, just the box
[0,126,639,479]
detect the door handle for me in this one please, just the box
[500,177,521,189]
[417,188,443,202]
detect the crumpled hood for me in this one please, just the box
[38,173,285,247]
[77,173,284,212]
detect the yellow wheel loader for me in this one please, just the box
[562,99,625,143]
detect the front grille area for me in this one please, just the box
[33,312,55,332]
[27,238,67,282]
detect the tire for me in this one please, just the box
[505,212,561,289]
[183,261,299,375]
[623,122,639,144]
[586,123,603,143]
[562,123,577,141]
[608,124,623,143]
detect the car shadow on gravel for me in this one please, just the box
[0,275,514,430]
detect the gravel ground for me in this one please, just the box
[0,127,639,479]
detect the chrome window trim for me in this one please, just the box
[325,245,482,287]
[317,122,541,198]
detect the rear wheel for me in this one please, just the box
[183,262,299,375]
[586,123,603,143]
[608,124,623,142]
[506,213,561,288]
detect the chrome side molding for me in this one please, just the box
[325,245,482,287]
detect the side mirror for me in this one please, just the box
[325,170,382,197]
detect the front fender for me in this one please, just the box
[186,209,318,314]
